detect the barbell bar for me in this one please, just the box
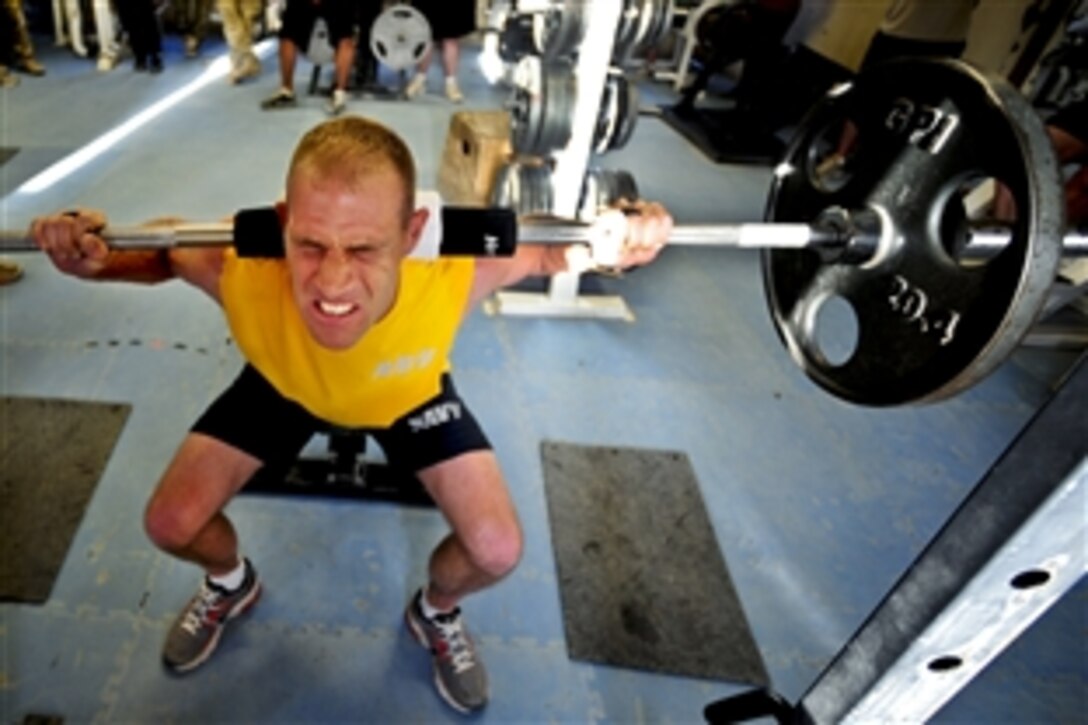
[3,209,1086,259]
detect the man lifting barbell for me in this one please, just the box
[29,115,672,715]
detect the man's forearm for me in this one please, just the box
[89,249,175,283]
[88,217,185,283]
[522,243,577,277]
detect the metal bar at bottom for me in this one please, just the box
[797,354,1088,724]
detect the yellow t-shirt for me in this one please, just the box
[219,249,475,428]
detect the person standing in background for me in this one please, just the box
[115,0,164,72]
[218,0,263,82]
[177,0,214,57]
[51,0,122,70]
[260,0,358,115]
[52,0,89,57]
[1,0,46,78]
[92,0,123,71]
[405,0,475,103]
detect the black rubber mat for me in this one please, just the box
[1,397,131,604]
[541,441,769,686]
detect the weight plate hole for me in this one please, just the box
[810,294,859,367]
[1010,569,1051,590]
[807,117,862,194]
[939,176,1015,268]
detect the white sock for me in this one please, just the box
[280,86,294,97]
[209,558,246,591]
[333,88,346,103]
[419,585,453,620]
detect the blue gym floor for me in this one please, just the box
[1,35,1085,723]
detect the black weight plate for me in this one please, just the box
[763,58,1063,405]
[608,75,639,151]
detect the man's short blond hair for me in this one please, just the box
[286,116,417,227]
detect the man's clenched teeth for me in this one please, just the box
[317,300,356,317]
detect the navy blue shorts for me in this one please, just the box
[279,0,359,52]
[191,365,491,474]
[412,0,475,40]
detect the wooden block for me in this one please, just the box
[437,110,513,206]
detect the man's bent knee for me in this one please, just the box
[142,431,258,550]
[462,519,523,579]
[142,434,259,554]
[144,491,203,553]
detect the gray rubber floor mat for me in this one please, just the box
[541,441,769,686]
[1,397,131,603]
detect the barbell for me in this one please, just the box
[8,203,1079,256]
[4,59,1086,406]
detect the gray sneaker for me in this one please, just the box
[162,559,261,673]
[404,590,489,713]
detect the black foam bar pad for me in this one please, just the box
[231,205,519,259]
[233,207,284,257]
[440,206,518,257]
